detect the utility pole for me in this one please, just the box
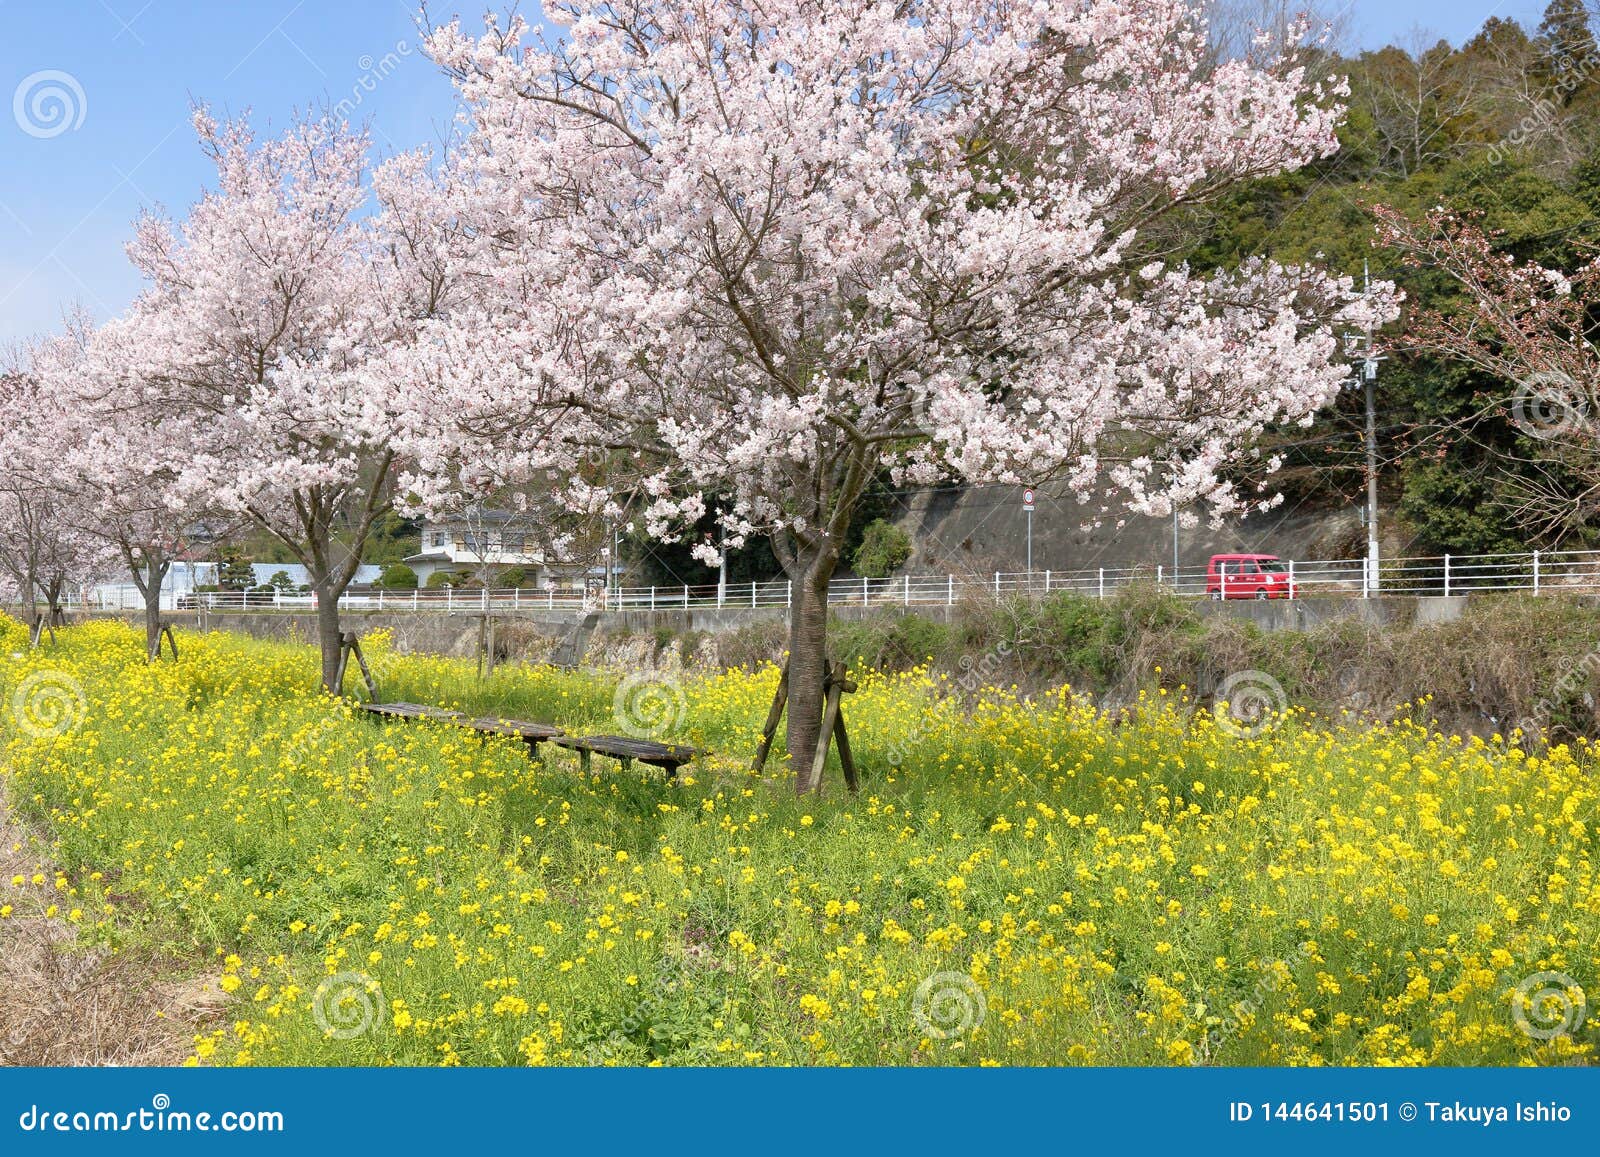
[1172,506,1180,590]
[1348,259,1384,596]
[716,529,727,606]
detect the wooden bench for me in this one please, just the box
[356,701,469,724]
[551,734,703,778]
[357,702,565,758]
[358,703,701,778]
[467,716,565,758]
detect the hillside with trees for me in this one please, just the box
[1198,0,1600,554]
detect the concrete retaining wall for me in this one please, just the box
[72,594,1479,664]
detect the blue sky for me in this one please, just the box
[0,0,1560,342]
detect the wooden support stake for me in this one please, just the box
[750,658,859,793]
[337,632,378,701]
[333,634,352,695]
[159,623,179,661]
[751,664,791,773]
[810,680,844,791]
[833,701,859,794]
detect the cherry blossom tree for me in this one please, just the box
[0,338,113,639]
[32,312,222,658]
[422,0,1396,790]
[114,109,455,689]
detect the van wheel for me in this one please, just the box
[1255,591,1269,600]
[1210,591,1222,601]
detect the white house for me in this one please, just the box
[403,511,596,588]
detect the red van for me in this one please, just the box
[1207,553,1295,600]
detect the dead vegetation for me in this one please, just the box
[0,784,226,1066]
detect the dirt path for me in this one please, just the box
[0,782,227,1065]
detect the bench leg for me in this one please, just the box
[522,737,545,765]
[579,749,592,775]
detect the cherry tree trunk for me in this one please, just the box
[787,550,840,794]
[17,571,39,636]
[142,558,166,659]
[144,591,162,659]
[315,584,345,694]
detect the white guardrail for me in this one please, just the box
[68,547,1600,614]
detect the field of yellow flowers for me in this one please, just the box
[1,615,1596,1066]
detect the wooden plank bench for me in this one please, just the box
[467,716,565,758]
[356,701,469,724]
[551,734,703,778]
[357,703,565,759]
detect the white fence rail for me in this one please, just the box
[65,547,1600,614]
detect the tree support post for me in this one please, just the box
[751,658,859,793]
[150,622,179,662]
[335,631,379,701]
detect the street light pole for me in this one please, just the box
[1022,487,1035,584]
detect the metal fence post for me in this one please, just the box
[412,589,418,611]
[1288,560,1295,601]
[947,574,954,605]
[786,580,792,607]
[863,576,870,606]
[1444,554,1452,598]
[993,571,1000,596]
[752,582,757,608]
[1533,550,1541,596]
[1157,565,1163,586]
[904,574,910,605]
[513,587,520,610]
[1098,568,1104,599]
[447,587,453,612]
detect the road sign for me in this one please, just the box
[1023,487,1035,511]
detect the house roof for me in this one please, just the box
[424,508,527,527]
